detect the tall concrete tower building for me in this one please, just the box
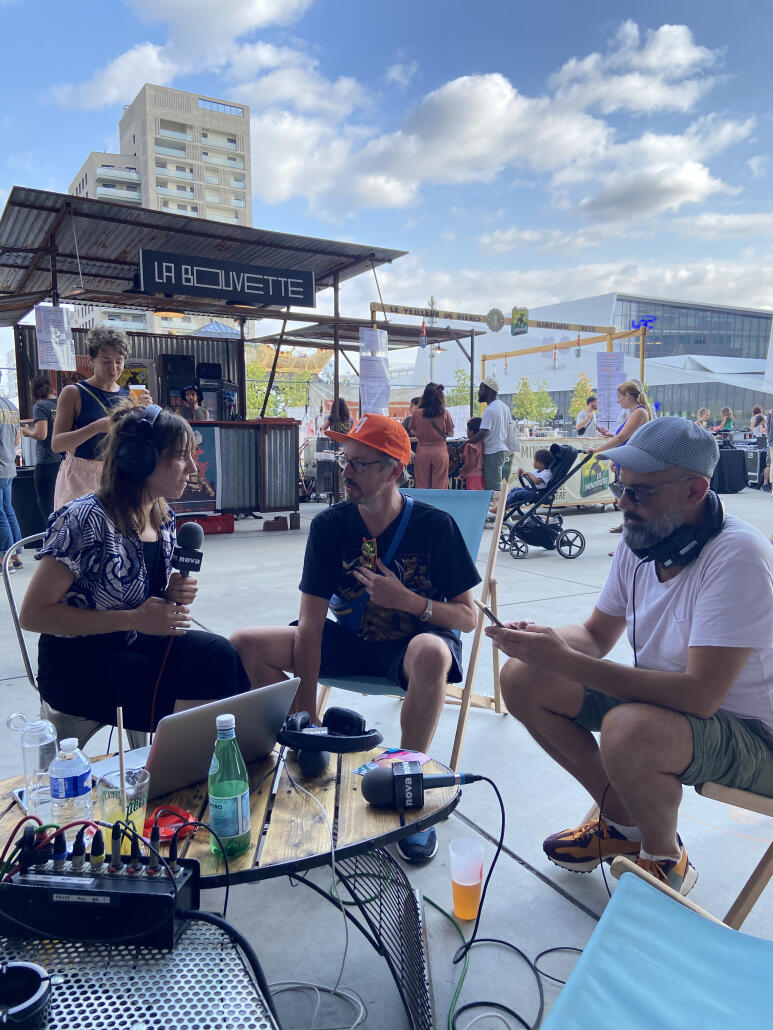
[68,84,252,332]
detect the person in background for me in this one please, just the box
[20,374,62,522]
[750,406,764,434]
[402,397,420,435]
[586,380,652,535]
[752,413,766,439]
[409,382,454,489]
[505,449,553,508]
[694,408,711,429]
[321,397,352,435]
[20,403,251,732]
[713,407,734,434]
[459,417,485,490]
[575,396,598,437]
[0,370,23,571]
[467,377,513,490]
[52,327,151,508]
[178,385,209,422]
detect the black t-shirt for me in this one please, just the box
[299,498,481,642]
[32,398,61,465]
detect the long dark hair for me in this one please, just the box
[98,403,194,535]
[331,397,351,424]
[419,382,445,419]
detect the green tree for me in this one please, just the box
[569,372,596,418]
[446,367,482,414]
[511,375,536,420]
[245,358,316,418]
[533,379,557,423]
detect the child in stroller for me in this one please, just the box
[499,443,593,559]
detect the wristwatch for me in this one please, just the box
[418,597,433,623]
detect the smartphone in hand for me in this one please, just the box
[474,598,504,627]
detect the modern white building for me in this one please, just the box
[416,292,773,422]
[68,84,251,334]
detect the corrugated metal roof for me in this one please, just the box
[0,186,407,327]
[254,320,485,352]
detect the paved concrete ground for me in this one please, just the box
[1,486,771,1027]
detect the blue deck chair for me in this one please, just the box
[542,862,773,1029]
[317,485,508,770]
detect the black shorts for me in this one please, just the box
[309,618,464,688]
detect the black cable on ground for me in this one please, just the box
[179,909,281,1026]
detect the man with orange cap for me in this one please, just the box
[231,414,480,862]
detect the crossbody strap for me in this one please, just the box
[428,417,447,440]
[382,494,414,567]
[77,381,113,416]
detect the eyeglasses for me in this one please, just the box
[609,475,695,506]
[335,453,383,473]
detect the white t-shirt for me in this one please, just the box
[596,513,773,732]
[576,409,597,436]
[533,468,553,487]
[480,397,510,454]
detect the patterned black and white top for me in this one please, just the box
[37,494,175,614]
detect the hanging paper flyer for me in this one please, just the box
[35,305,77,371]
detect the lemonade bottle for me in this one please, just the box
[208,714,251,858]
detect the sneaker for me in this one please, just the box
[396,827,438,864]
[636,842,698,896]
[543,818,641,873]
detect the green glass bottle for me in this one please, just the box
[208,713,251,858]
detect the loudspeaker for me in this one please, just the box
[196,362,222,380]
[157,353,195,379]
[115,405,163,479]
[745,447,767,486]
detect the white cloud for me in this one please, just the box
[385,56,419,89]
[478,223,635,253]
[746,155,768,179]
[550,21,721,114]
[673,211,773,239]
[54,0,314,108]
[578,161,734,220]
[237,67,365,119]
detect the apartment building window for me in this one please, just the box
[227,137,236,145]
[205,175,219,184]
[191,205,198,213]
[198,99,244,117]
[177,204,187,211]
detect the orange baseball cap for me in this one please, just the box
[325,413,412,465]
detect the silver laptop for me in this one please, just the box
[91,678,299,798]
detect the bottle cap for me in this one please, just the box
[216,714,235,730]
[60,738,77,751]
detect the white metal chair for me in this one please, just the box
[3,532,147,751]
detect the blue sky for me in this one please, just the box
[2,0,773,324]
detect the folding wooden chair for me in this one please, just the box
[3,533,147,752]
[317,483,509,770]
[542,859,772,1029]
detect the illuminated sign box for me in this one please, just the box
[138,249,315,307]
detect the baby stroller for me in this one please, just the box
[499,444,594,560]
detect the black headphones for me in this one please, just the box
[277,707,383,777]
[630,489,725,569]
[115,404,163,479]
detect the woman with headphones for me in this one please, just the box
[20,403,250,732]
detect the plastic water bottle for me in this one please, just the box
[6,713,58,822]
[49,739,94,843]
[208,714,251,858]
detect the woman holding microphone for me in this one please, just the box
[20,402,250,732]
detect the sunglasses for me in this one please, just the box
[609,475,694,506]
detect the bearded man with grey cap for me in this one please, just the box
[487,417,773,895]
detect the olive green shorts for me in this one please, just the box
[576,689,773,797]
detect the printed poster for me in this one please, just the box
[170,424,219,513]
[596,352,626,433]
[35,305,76,371]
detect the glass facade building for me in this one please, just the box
[613,295,772,361]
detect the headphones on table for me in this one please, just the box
[115,404,163,479]
[278,707,383,777]
[629,489,725,569]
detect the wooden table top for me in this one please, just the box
[0,749,460,888]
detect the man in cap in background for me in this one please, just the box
[466,377,513,490]
[485,417,773,894]
[231,414,480,862]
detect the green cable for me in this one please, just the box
[424,896,469,1030]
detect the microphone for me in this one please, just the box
[172,521,204,577]
[361,761,482,809]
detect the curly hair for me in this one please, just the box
[85,326,130,359]
[30,373,55,401]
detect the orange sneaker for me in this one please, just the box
[543,818,641,872]
[636,842,698,896]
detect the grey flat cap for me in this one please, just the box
[600,416,719,477]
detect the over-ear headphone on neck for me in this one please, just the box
[629,489,725,569]
[115,404,163,479]
[277,707,383,777]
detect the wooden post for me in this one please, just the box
[606,333,613,353]
[490,578,502,714]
